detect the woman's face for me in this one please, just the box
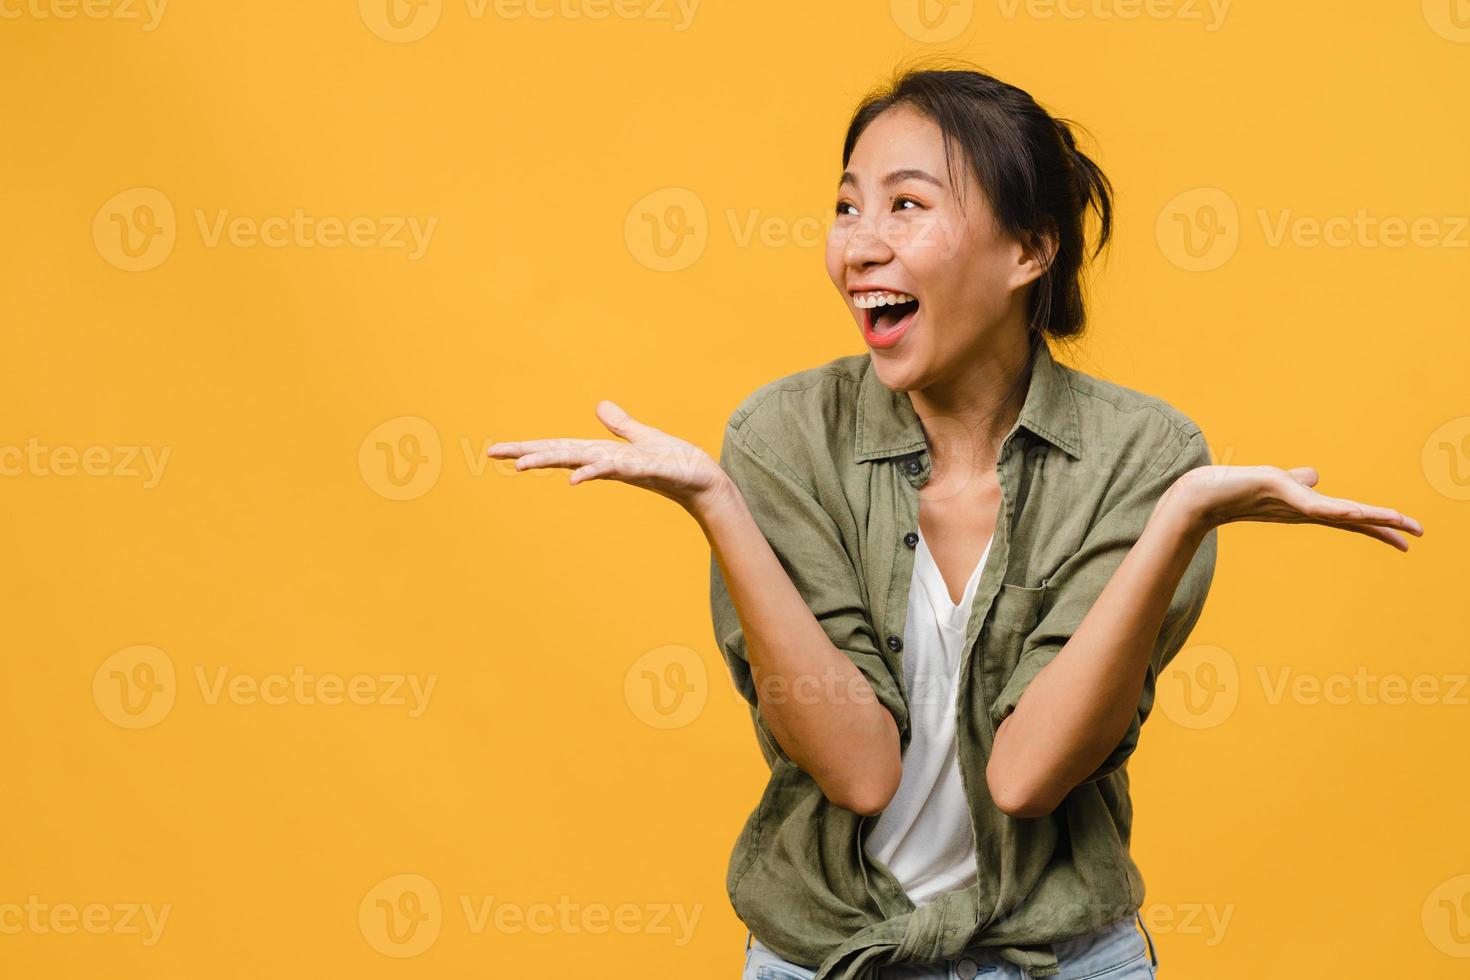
[826,105,1045,390]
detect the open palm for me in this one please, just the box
[1169,464,1425,551]
[486,400,729,514]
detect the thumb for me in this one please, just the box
[595,399,654,440]
[1286,466,1319,487]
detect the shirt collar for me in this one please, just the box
[853,336,1083,463]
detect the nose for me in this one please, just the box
[841,212,895,271]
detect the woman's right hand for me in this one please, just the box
[486,399,736,518]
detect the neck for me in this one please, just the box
[908,328,1037,478]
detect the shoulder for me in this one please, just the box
[725,353,867,434]
[1055,358,1211,474]
[721,354,866,483]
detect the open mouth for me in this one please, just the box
[855,291,920,346]
[870,298,919,334]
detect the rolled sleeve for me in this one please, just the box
[709,417,907,769]
[988,426,1218,783]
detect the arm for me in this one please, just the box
[985,426,1424,820]
[985,483,1209,818]
[486,398,906,815]
[699,425,903,816]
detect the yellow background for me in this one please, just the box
[3,1,1467,976]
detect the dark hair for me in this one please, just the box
[841,59,1113,345]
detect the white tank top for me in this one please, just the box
[863,526,993,908]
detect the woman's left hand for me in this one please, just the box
[1164,464,1426,551]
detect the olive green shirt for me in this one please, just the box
[708,337,1217,979]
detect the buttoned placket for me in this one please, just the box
[857,448,931,920]
[860,429,1037,940]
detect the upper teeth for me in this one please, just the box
[853,291,915,309]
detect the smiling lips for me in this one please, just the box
[853,289,919,349]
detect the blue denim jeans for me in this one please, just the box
[742,910,1159,979]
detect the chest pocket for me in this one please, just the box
[978,582,1047,685]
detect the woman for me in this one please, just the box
[487,64,1423,979]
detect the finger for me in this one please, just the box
[487,437,600,459]
[568,461,613,486]
[527,440,648,474]
[486,438,567,458]
[1297,491,1423,535]
[1334,521,1411,552]
[514,445,619,472]
[1286,466,1319,487]
[595,400,658,441]
[1333,500,1424,535]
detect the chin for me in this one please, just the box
[867,348,925,392]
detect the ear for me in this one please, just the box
[1010,227,1058,291]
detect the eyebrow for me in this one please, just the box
[837,168,945,191]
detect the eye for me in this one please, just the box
[894,196,922,212]
[835,200,858,217]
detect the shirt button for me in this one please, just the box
[956,959,979,980]
[886,634,902,652]
[903,531,918,548]
[905,458,922,475]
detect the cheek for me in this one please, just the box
[896,216,960,277]
[943,227,1011,302]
